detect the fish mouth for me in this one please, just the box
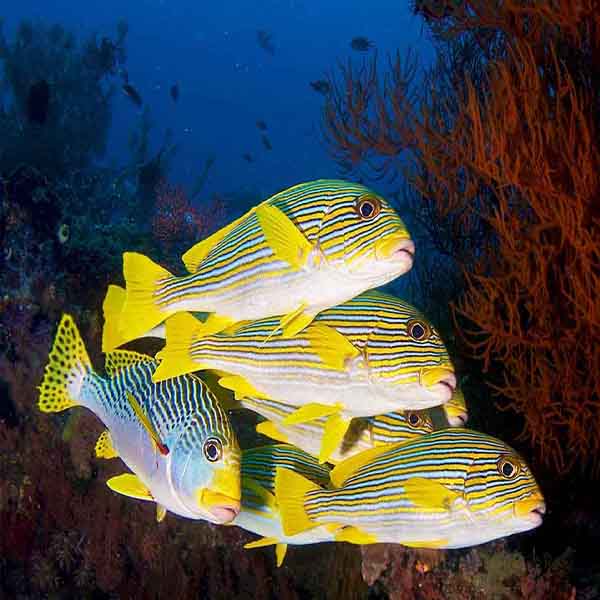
[514,494,546,526]
[420,367,456,401]
[447,412,468,427]
[375,235,415,265]
[199,489,241,524]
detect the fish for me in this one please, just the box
[261,134,272,151]
[38,314,241,524]
[234,444,335,566]
[170,83,179,102]
[256,120,268,131]
[241,396,433,464]
[122,83,143,107]
[350,37,374,52]
[27,80,50,125]
[154,290,455,457]
[105,179,414,349]
[309,80,331,95]
[443,387,468,426]
[257,30,275,55]
[242,153,254,163]
[275,428,545,549]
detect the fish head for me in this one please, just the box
[316,183,414,283]
[171,420,241,524]
[443,388,469,427]
[461,434,545,539]
[370,409,434,445]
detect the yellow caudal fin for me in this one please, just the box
[38,314,93,413]
[256,204,313,270]
[275,467,321,537]
[282,403,342,426]
[304,324,361,371]
[95,430,119,459]
[152,312,210,382]
[102,284,128,351]
[118,252,174,343]
[256,420,290,443]
[107,473,154,501]
[319,414,351,464]
[330,443,403,487]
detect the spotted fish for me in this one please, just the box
[103,180,414,350]
[154,290,455,457]
[275,429,545,548]
[38,315,241,524]
[234,444,335,566]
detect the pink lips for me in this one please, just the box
[209,505,240,524]
[395,239,415,263]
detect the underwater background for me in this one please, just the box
[0,1,599,598]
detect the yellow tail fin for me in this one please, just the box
[118,252,174,343]
[152,312,208,382]
[275,467,321,537]
[38,314,92,413]
[102,284,127,351]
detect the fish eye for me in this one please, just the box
[407,412,422,427]
[203,438,223,462]
[355,195,381,220]
[407,319,431,341]
[497,456,520,479]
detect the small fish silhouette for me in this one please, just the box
[350,37,374,52]
[261,134,272,151]
[170,83,179,102]
[257,30,275,56]
[309,80,331,95]
[122,83,143,107]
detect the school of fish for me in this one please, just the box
[38,179,544,567]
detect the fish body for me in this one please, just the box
[108,180,414,348]
[38,315,241,524]
[234,445,335,565]
[275,429,545,549]
[122,83,143,107]
[243,396,433,464]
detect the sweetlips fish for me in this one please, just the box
[38,315,241,524]
[442,387,468,426]
[234,444,336,566]
[153,290,455,459]
[241,396,434,464]
[103,179,414,350]
[275,428,545,549]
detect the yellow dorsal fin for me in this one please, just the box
[330,443,403,487]
[275,544,288,567]
[153,312,211,382]
[334,526,377,545]
[256,420,289,443]
[182,209,253,272]
[242,477,277,510]
[125,391,170,456]
[107,473,153,500]
[102,284,127,351]
[105,349,154,377]
[255,203,313,270]
[38,314,92,413]
[95,429,119,459]
[304,324,361,371]
[319,414,351,464]
[118,252,174,344]
[403,478,459,511]
[218,375,269,401]
[401,538,449,549]
[156,504,167,522]
[282,403,342,426]
[275,467,321,537]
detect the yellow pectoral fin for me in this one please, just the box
[95,430,119,459]
[156,504,167,523]
[401,538,449,549]
[319,414,351,464]
[218,375,268,401]
[244,536,279,550]
[334,526,377,545]
[107,473,153,501]
[330,443,403,488]
[279,305,315,338]
[403,478,460,511]
[275,543,288,567]
[256,203,313,270]
[102,284,127,351]
[242,477,277,510]
[256,420,290,443]
[283,403,342,426]
[275,467,321,537]
[304,324,361,371]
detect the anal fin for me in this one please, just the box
[156,504,167,523]
[275,543,288,567]
[334,526,377,545]
[283,403,342,426]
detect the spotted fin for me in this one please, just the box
[38,314,92,413]
[218,375,269,401]
[256,420,289,443]
[125,391,169,456]
[102,284,127,351]
[283,403,342,426]
[95,430,118,459]
[403,478,459,511]
[156,504,167,523]
[330,443,403,487]
[319,414,351,464]
[256,203,313,270]
[107,473,153,500]
[105,349,154,378]
[334,526,377,545]
[118,252,174,344]
[275,467,321,537]
[304,324,361,371]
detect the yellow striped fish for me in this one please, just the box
[241,396,433,463]
[38,315,241,524]
[442,387,468,426]
[275,429,545,549]
[154,290,455,456]
[103,179,414,350]
[234,444,336,566]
